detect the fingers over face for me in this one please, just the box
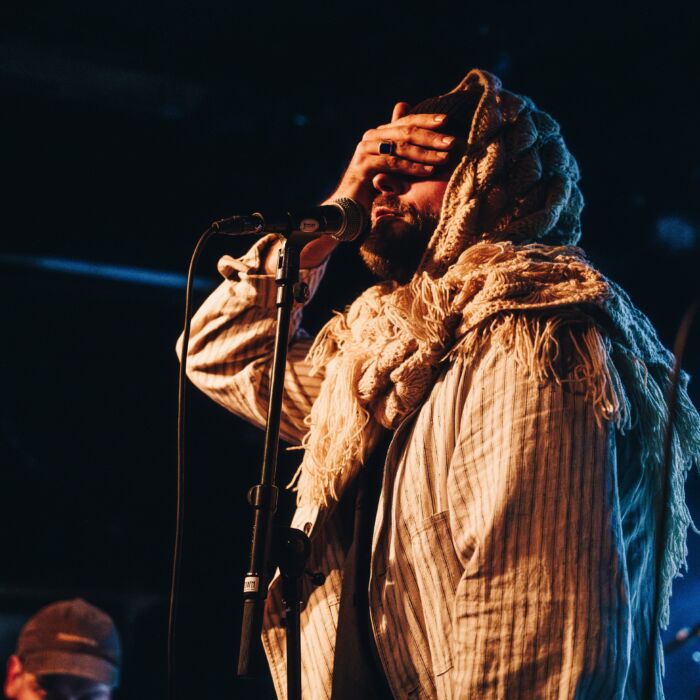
[361,139,450,164]
[365,123,456,151]
[363,155,436,176]
[382,112,448,130]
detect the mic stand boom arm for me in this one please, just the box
[236,231,314,700]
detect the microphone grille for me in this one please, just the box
[331,198,366,242]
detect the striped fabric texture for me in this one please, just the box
[179,239,649,699]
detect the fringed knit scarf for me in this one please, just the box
[292,241,616,506]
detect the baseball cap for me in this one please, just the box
[15,599,121,687]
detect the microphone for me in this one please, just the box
[211,197,366,242]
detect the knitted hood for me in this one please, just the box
[418,69,584,278]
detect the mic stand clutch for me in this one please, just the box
[236,234,319,700]
[279,529,312,700]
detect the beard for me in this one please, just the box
[359,194,440,284]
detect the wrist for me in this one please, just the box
[299,236,339,269]
[262,236,337,274]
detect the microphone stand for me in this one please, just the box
[236,234,315,700]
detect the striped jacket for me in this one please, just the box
[181,239,644,699]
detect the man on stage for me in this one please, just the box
[179,69,700,698]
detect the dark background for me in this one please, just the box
[1,2,699,698]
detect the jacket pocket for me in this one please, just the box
[410,510,464,677]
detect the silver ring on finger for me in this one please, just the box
[378,140,396,156]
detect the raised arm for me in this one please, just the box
[176,235,329,445]
[178,103,458,444]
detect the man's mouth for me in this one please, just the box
[373,207,403,221]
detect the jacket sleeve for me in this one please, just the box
[447,339,629,698]
[176,234,329,445]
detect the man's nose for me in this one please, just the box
[372,171,409,195]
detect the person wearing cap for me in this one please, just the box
[4,599,121,700]
[177,69,700,698]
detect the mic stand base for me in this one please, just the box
[279,527,312,700]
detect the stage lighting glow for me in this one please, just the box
[655,215,697,251]
[0,253,213,290]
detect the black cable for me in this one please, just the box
[168,226,217,700]
[646,298,699,699]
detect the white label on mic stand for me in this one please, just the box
[300,219,320,233]
[244,576,259,593]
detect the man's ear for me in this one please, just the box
[4,655,24,698]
